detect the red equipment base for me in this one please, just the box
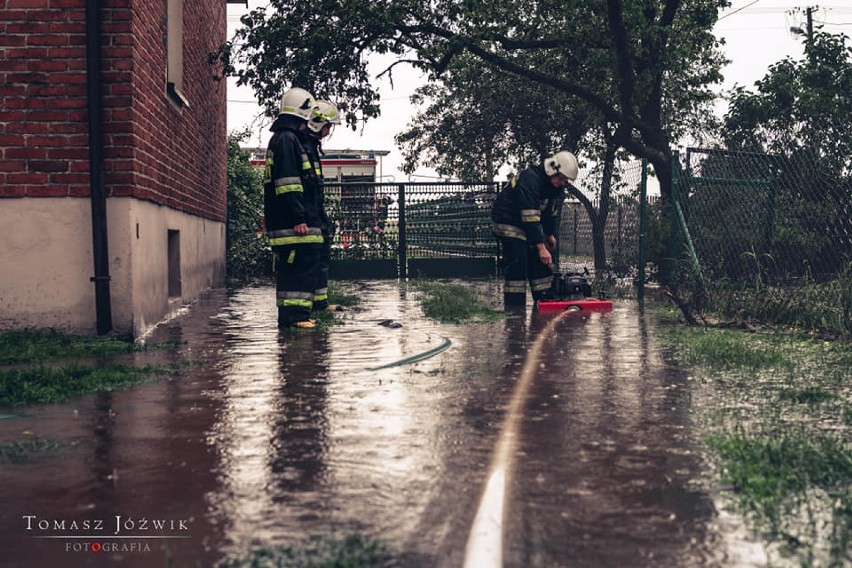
[537,298,613,313]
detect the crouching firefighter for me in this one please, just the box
[491,151,579,308]
[264,87,324,329]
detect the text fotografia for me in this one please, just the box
[66,541,152,553]
[23,515,190,537]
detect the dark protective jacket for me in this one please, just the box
[263,124,323,246]
[305,136,333,236]
[491,163,565,244]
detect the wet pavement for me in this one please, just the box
[0,281,766,567]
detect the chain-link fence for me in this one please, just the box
[325,181,500,278]
[674,148,851,333]
[556,159,652,298]
[317,151,851,334]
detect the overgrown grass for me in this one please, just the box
[709,273,852,339]
[707,430,851,564]
[217,534,396,567]
[0,436,67,463]
[0,363,185,407]
[653,313,852,566]
[0,329,189,407]
[411,281,503,324]
[0,328,158,364]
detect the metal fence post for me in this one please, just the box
[573,206,579,255]
[638,159,648,302]
[398,183,407,279]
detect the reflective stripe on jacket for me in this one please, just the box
[491,164,565,243]
[263,128,323,243]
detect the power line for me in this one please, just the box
[718,0,762,21]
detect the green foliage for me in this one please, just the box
[672,144,850,334]
[227,130,272,281]
[394,53,596,180]
[0,328,147,364]
[658,324,794,371]
[412,281,503,323]
[719,32,852,286]
[215,0,731,202]
[0,364,181,407]
[216,534,396,568]
[654,317,852,565]
[0,329,187,407]
[0,437,65,463]
[723,31,852,178]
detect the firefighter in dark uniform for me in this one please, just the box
[305,100,343,312]
[491,151,579,308]
[264,87,323,329]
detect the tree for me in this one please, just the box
[216,0,727,191]
[721,30,852,278]
[213,0,729,282]
[227,130,270,281]
[723,31,852,177]
[394,52,596,180]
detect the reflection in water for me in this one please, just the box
[0,283,769,567]
[206,288,283,552]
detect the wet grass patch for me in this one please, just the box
[305,283,361,331]
[653,317,852,566]
[0,363,184,407]
[329,282,359,309]
[777,386,839,405]
[0,329,192,407]
[0,436,67,463]
[707,430,851,562]
[0,328,177,364]
[411,281,504,324]
[657,323,796,372]
[217,534,396,567]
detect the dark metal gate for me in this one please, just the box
[326,181,500,279]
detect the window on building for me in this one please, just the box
[168,230,182,299]
[166,0,189,107]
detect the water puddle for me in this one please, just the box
[0,281,767,566]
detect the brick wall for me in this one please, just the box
[0,0,227,222]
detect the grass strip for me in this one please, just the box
[217,534,395,567]
[0,437,66,463]
[653,312,852,565]
[0,363,181,407]
[0,328,171,364]
[413,281,503,323]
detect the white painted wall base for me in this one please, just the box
[0,197,225,337]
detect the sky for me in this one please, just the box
[226,1,852,182]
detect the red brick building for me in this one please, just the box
[0,0,229,337]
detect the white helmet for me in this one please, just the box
[544,151,579,182]
[307,100,342,133]
[278,87,316,120]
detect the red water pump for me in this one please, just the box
[536,269,613,313]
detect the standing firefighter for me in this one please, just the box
[305,100,343,313]
[264,87,324,329]
[491,151,579,308]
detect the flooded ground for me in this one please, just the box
[0,281,766,567]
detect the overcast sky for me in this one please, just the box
[226,1,852,182]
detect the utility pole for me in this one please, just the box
[789,5,818,44]
[805,6,814,44]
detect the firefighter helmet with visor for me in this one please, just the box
[544,151,579,182]
[307,100,342,134]
[278,87,316,120]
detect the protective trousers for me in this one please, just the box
[313,233,332,311]
[498,236,554,307]
[275,243,322,327]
